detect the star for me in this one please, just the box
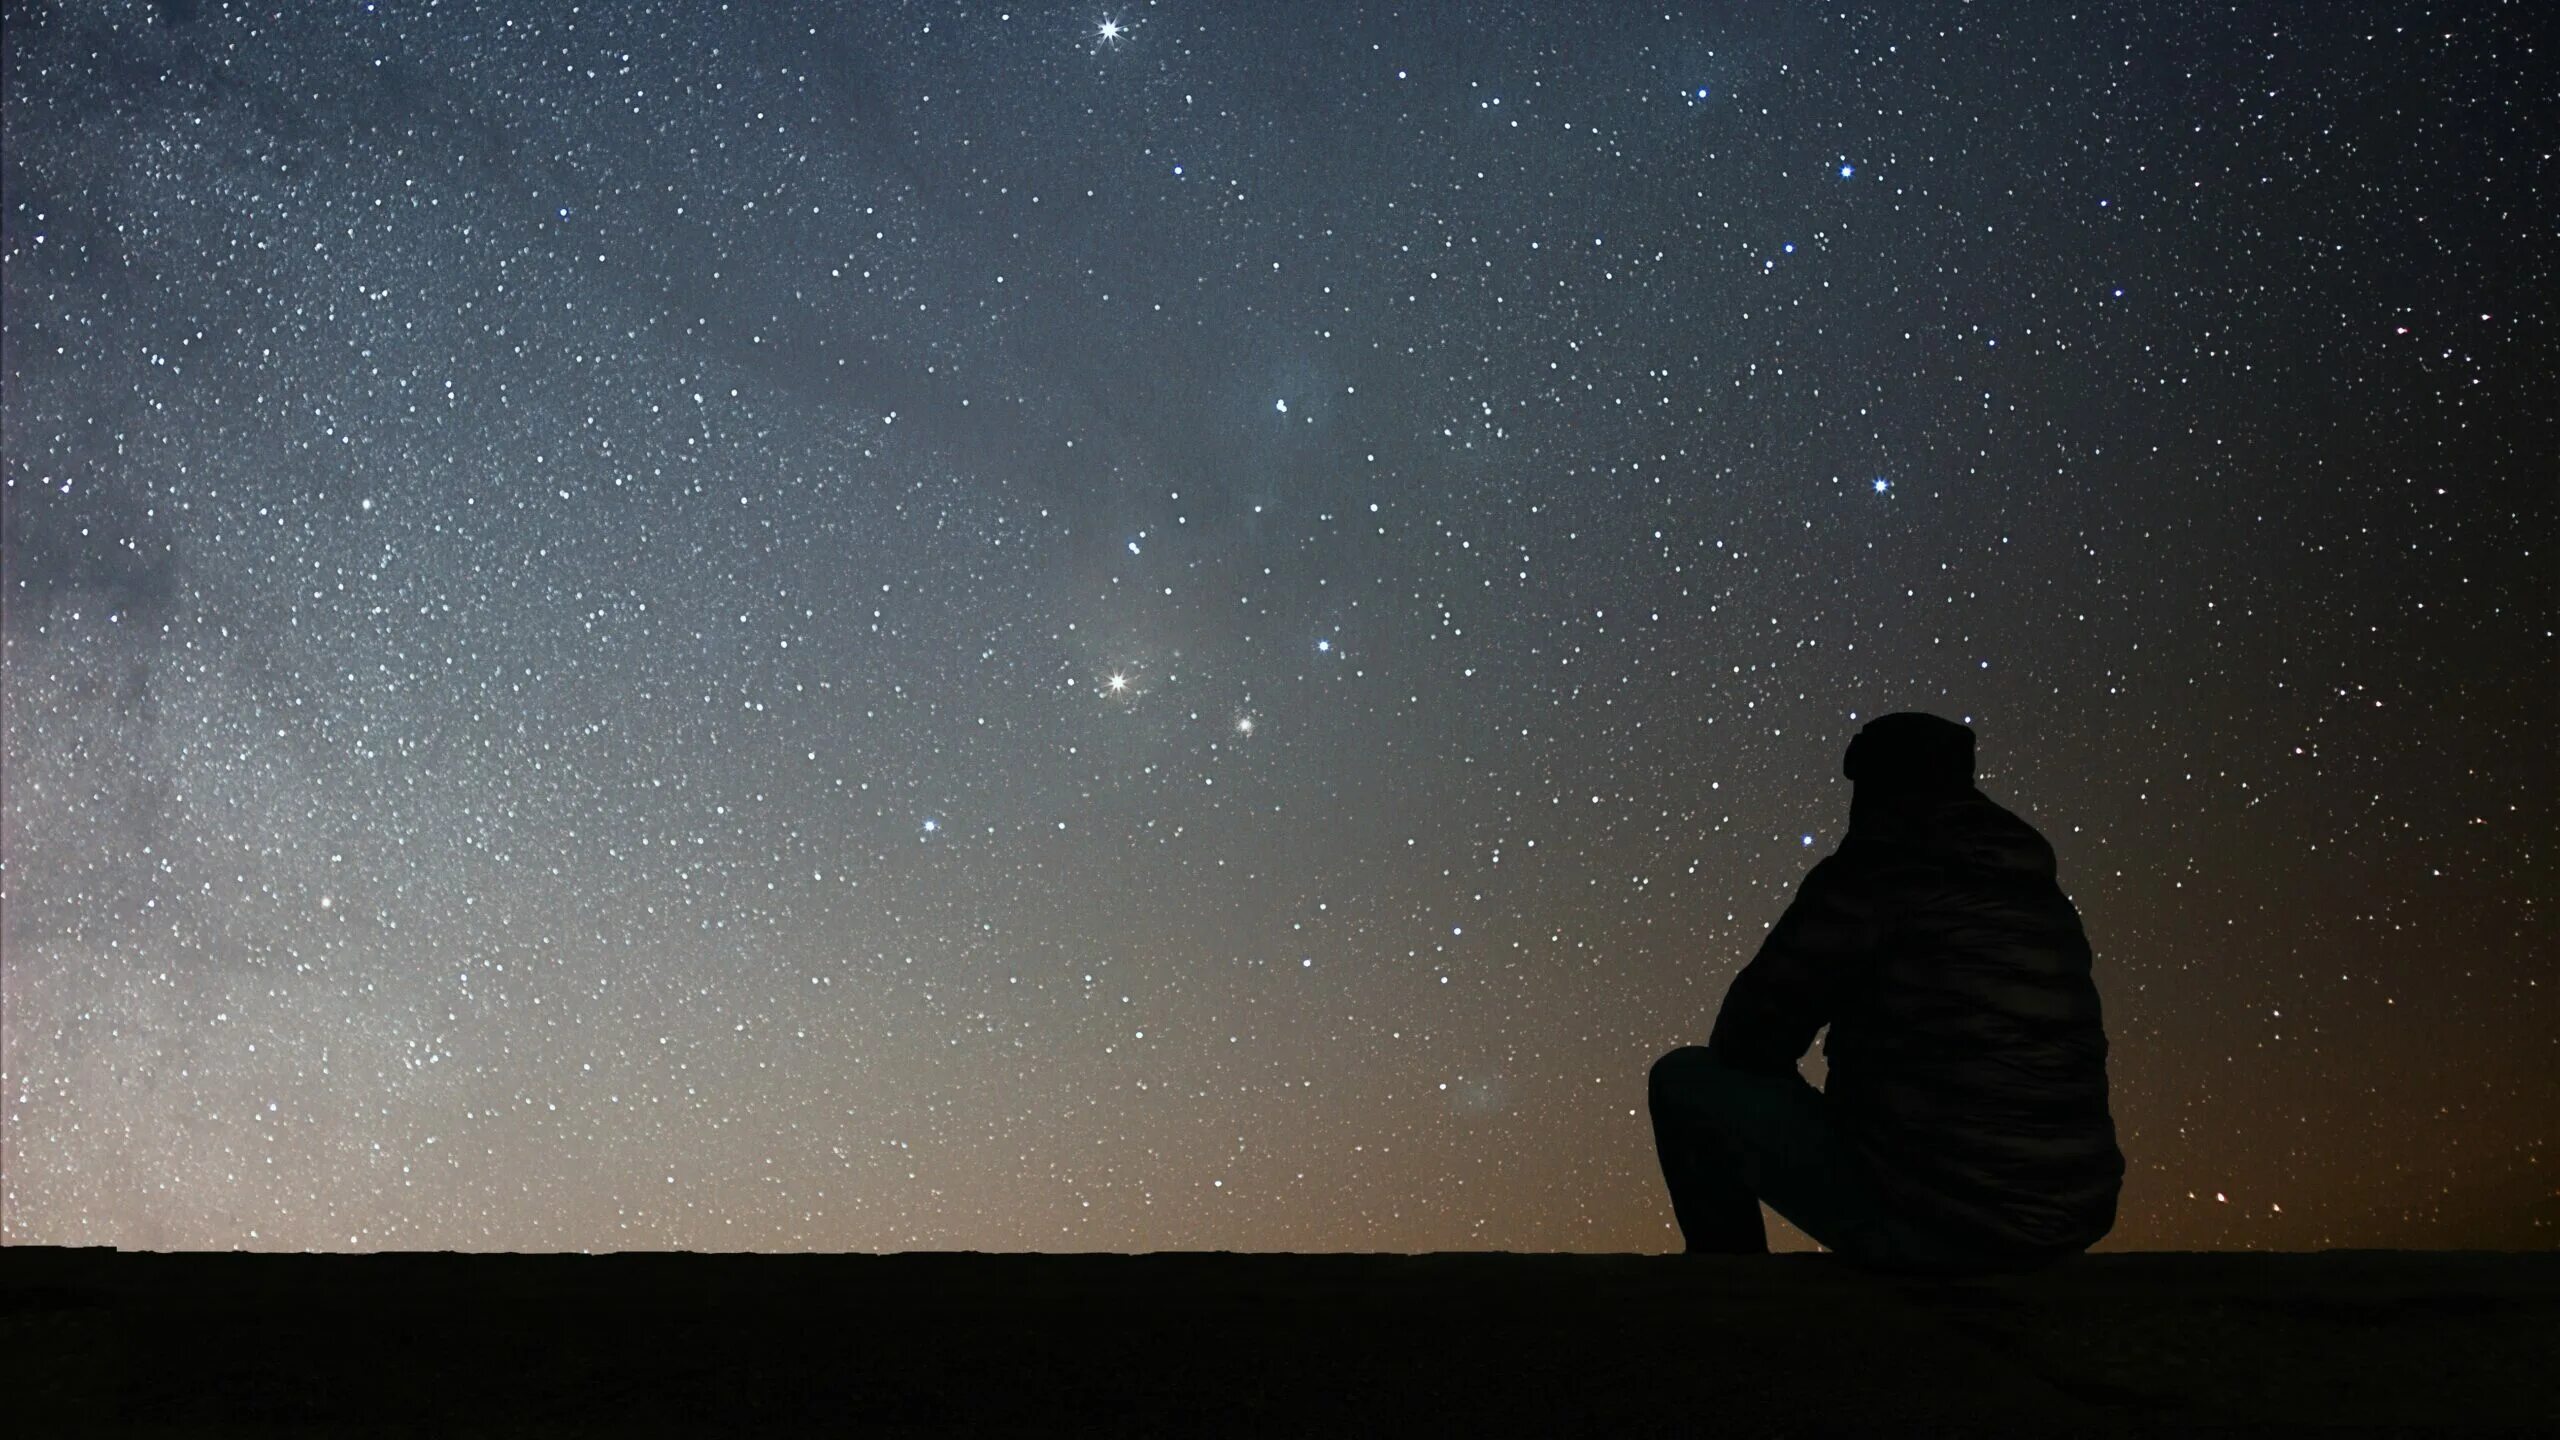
[1107,672,1130,695]
[1095,17,1124,46]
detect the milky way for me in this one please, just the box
[4,1,2548,1253]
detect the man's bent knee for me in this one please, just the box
[1649,1044,1717,1103]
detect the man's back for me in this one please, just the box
[1816,786,2124,1256]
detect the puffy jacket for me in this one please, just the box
[1707,786,2125,1256]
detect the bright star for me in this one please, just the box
[1107,672,1130,694]
[1096,17,1123,45]
[1235,715,1255,736]
[1873,477,1891,494]
[1839,162,1856,179]
[923,818,940,834]
[1315,638,1332,654]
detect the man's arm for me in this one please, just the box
[1706,857,1883,1076]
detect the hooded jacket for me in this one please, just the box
[1707,774,2126,1258]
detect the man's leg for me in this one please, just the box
[1648,1045,1897,1260]
[1649,1046,1770,1252]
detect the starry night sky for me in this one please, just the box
[4,1,2549,1254]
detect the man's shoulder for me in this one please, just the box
[1847,791,2058,879]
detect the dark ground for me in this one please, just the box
[5,1247,2554,1436]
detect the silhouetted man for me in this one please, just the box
[1649,712,2124,1274]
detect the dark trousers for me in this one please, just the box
[1648,1045,2041,1274]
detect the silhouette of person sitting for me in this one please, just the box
[1649,712,2125,1274]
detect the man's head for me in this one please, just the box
[1843,712,1976,796]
